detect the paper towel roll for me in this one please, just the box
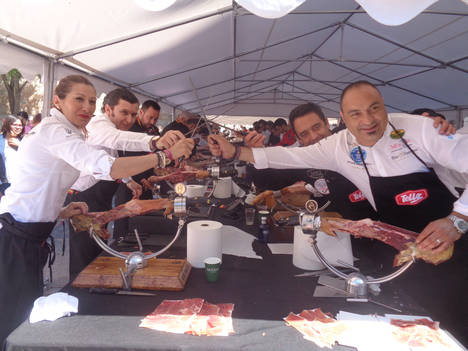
[185,184,206,198]
[187,220,223,268]
[293,226,353,270]
[213,177,232,199]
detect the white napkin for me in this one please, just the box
[29,292,78,323]
[222,225,262,260]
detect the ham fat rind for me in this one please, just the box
[70,199,174,239]
[320,217,453,266]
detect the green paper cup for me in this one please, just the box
[204,257,221,282]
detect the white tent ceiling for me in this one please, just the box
[0,0,467,120]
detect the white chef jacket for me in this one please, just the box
[0,108,115,222]
[71,113,153,191]
[252,113,468,217]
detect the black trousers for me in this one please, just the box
[66,180,119,280]
[0,214,55,348]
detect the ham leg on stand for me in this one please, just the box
[70,199,174,240]
[319,216,453,266]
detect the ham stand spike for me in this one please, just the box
[299,213,414,312]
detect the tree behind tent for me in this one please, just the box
[1,68,27,115]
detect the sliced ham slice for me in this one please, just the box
[140,299,235,336]
[320,217,453,266]
[390,319,456,350]
[285,308,346,349]
[140,298,204,334]
[70,199,174,239]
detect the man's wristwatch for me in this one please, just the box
[447,214,468,234]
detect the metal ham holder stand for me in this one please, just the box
[299,211,414,312]
[88,183,193,291]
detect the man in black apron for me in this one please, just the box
[208,81,468,343]
[339,81,468,343]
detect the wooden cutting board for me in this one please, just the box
[72,256,191,291]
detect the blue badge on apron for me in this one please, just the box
[350,147,366,165]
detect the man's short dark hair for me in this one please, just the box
[340,80,381,110]
[162,121,189,136]
[288,102,326,135]
[410,108,437,116]
[274,118,287,127]
[101,88,139,113]
[141,100,161,112]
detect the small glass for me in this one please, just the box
[245,207,255,225]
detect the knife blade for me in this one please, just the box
[89,288,157,296]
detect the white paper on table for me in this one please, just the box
[267,243,293,255]
[222,225,262,260]
[231,181,246,198]
[336,312,465,351]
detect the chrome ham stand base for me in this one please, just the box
[299,213,414,312]
[90,219,186,290]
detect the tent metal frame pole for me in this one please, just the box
[232,1,238,101]
[184,84,279,112]
[268,7,359,106]
[238,58,437,68]
[190,89,275,113]
[238,9,468,16]
[42,59,55,117]
[282,81,339,105]
[57,6,234,59]
[235,90,339,96]
[132,22,339,87]
[237,79,353,84]
[176,70,296,107]
[346,22,468,74]
[312,53,457,108]
[161,16,348,103]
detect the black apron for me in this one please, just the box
[357,124,467,336]
[0,213,56,347]
[67,180,120,279]
[358,123,456,232]
[322,170,378,221]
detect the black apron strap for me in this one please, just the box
[388,121,430,169]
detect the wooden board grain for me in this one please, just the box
[72,256,191,291]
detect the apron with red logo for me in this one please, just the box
[358,123,456,233]
[325,171,378,220]
[356,125,467,341]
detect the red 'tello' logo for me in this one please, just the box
[395,189,428,206]
[349,190,366,203]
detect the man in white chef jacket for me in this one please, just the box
[67,88,184,277]
[208,81,468,341]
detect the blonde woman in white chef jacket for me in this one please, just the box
[0,75,194,346]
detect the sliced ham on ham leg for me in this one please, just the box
[70,199,174,240]
[319,217,453,266]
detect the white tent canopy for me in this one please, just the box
[0,0,467,124]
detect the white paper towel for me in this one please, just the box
[187,220,223,268]
[293,226,353,270]
[185,184,206,198]
[213,177,232,198]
